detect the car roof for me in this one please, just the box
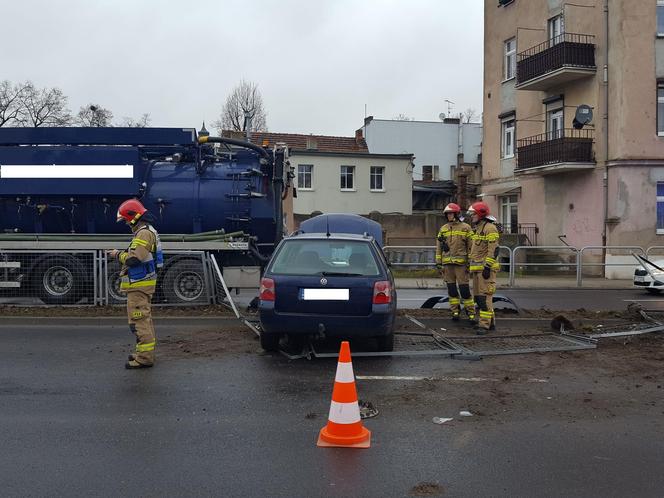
[285,232,375,242]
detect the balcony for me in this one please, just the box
[516,33,596,91]
[516,129,595,175]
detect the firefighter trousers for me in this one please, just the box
[443,265,474,318]
[127,290,156,365]
[472,270,496,330]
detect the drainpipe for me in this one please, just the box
[602,0,609,277]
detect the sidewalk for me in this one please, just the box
[395,275,635,290]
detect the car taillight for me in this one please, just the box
[260,277,275,301]
[373,280,391,304]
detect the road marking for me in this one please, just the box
[404,315,427,329]
[356,375,550,383]
[623,299,664,302]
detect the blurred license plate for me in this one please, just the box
[635,276,646,282]
[302,289,349,300]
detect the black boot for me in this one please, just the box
[125,360,153,369]
[474,326,488,336]
[452,313,460,322]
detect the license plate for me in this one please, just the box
[301,288,349,301]
[634,276,646,282]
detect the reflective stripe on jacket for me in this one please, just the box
[435,221,472,265]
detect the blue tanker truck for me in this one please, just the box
[0,127,290,304]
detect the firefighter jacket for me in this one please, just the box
[469,219,500,272]
[435,220,473,265]
[118,223,163,294]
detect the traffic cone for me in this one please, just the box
[317,341,371,448]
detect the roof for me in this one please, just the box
[224,130,369,153]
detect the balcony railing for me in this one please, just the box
[517,33,595,86]
[517,129,594,171]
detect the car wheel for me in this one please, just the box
[375,332,394,352]
[260,332,281,352]
[646,288,662,295]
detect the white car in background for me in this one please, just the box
[633,259,664,294]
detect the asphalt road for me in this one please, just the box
[1,320,663,497]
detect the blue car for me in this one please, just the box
[258,231,397,352]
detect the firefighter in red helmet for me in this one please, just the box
[467,201,500,334]
[435,203,475,322]
[107,199,163,369]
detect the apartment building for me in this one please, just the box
[483,0,664,252]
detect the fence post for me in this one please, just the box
[577,247,583,287]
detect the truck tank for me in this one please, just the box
[0,127,283,250]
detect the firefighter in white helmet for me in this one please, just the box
[435,203,475,322]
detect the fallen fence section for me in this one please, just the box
[439,333,596,356]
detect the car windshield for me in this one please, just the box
[269,239,381,276]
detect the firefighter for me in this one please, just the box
[467,201,500,335]
[435,203,475,322]
[107,199,163,369]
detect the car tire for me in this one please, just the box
[260,332,281,352]
[646,288,662,295]
[375,332,394,352]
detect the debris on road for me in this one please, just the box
[431,417,453,425]
[459,410,474,417]
[359,400,379,419]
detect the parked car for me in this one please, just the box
[633,259,664,294]
[258,229,396,352]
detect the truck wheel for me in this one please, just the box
[162,260,206,304]
[375,332,395,352]
[107,271,127,304]
[260,332,281,352]
[35,257,86,305]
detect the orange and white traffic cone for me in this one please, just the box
[317,341,371,449]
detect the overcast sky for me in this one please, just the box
[3,0,484,136]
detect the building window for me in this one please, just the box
[422,165,440,182]
[658,83,664,136]
[501,117,516,159]
[370,166,385,191]
[340,165,355,190]
[297,164,313,190]
[500,194,519,234]
[658,183,664,234]
[547,108,564,139]
[548,14,565,44]
[504,38,516,81]
[658,1,664,37]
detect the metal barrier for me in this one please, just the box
[383,245,513,273]
[510,246,578,287]
[577,246,645,286]
[104,250,212,306]
[645,246,664,259]
[0,249,99,305]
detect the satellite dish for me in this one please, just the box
[573,105,593,129]
[439,113,446,121]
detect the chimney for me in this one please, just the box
[355,128,363,144]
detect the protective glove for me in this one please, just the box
[482,265,491,280]
[435,263,443,270]
[441,242,450,253]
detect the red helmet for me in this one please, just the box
[469,201,490,219]
[117,199,147,225]
[443,203,461,214]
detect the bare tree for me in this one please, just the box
[76,103,113,127]
[119,113,151,127]
[213,79,267,133]
[19,82,72,127]
[392,113,413,121]
[459,107,479,123]
[0,80,27,127]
